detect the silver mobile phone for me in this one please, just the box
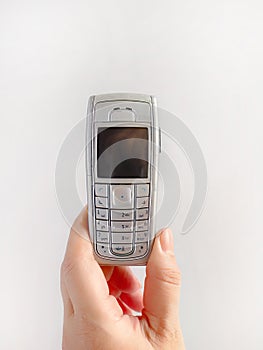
[86,93,160,265]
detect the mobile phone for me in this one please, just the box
[86,93,160,265]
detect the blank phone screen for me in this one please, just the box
[97,127,148,178]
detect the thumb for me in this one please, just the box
[61,207,122,321]
[143,228,182,333]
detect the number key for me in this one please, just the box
[96,208,108,220]
[111,221,133,232]
[135,231,148,243]
[136,208,149,220]
[96,220,109,231]
[111,210,134,221]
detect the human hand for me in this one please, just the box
[61,208,185,350]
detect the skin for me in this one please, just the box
[61,207,185,350]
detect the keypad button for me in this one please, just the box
[95,197,108,208]
[134,242,148,256]
[111,243,133,255]
[136,208,149,220]
[111,221,133,232]
[95,184,108,197]
[96,231,109,243]
[135,220,148,231]
[135,231,148,243]
[111,210,134,221]
[112,232,133,244]
[96,208,108,220]
[96,243,112,257]
[96,220,109,231]
[136,184,150,197]
[136,197,149,208]
[110,185,134,209]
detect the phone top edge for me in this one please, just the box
[93,93,154,104]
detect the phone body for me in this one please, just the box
[86,93,160,265]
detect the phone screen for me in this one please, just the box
[97,127,148,178]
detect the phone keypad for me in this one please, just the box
[94,183,150,258]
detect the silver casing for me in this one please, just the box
[85,93,159,265]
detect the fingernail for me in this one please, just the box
[160,229,174,253]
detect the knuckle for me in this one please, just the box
[157,267,181,286]
[142,310,183,348]
[75,309,92,324]
[147,320,183,349]
[60,256,80,279]
[60,258,74,279]
[156,327,183,348]
[61,251,90,280]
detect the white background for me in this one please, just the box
[1,1,263,349]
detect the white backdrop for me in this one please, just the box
[0,1,262,349]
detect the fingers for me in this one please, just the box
[117,298,133,315]
[109,266,141,294]
[143,229,182,334]
[101,266,114,281]
[61,208,122,321]
[107,266,143,312]
[120,290,143,312]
